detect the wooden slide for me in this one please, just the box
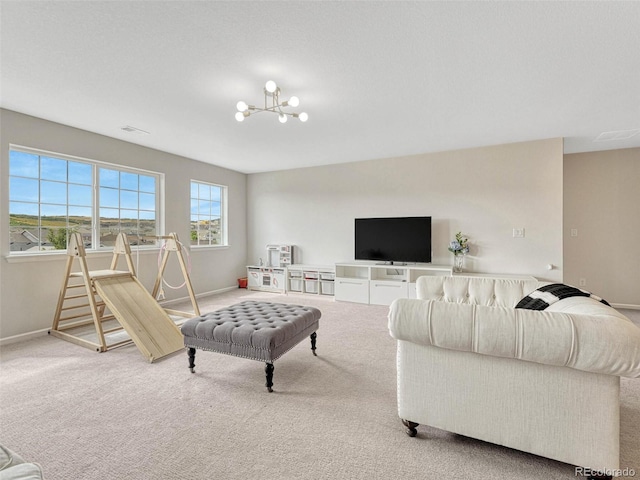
[93,273,184,363]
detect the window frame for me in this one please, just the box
[189,179,228,248]
[7,145,164,256]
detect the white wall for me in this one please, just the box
[564,148,640,306]
[247,138,564,281]
[0,109,247,339]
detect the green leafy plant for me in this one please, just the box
[47,227,75,250]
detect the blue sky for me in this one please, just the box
[9,150,222,225]
[9,150,157,220]
[190,181,222,221]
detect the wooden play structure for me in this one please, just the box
[50,232,199,362]
[152,234,200,319]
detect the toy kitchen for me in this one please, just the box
[246,244,294,293]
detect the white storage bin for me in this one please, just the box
[321,280,335,295]
[305,280,319,293]
[289,278,302,292]
[320,272,335,280]
[289,270,303,278]
[304,272,319,280]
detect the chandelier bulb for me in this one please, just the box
[235,112,245,122]
[298,112,308,122]
[278,113,288,124]
[265,80,277,93]
[236,101,248,112]
[288,96,300,107]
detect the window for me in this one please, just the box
[8,147,162,253]
[190,180,227,247]
[98,167,157,248]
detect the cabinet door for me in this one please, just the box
[247,268,261,288]
[335,278,369,304]
[369,281,408,306]
[272,270,286,291]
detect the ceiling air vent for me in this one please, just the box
[120,125,150,135]
[594,128,640,142]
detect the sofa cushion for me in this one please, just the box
[515,283,610,310]
[417,275,541,307]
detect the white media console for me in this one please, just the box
[247,261,535,305]
[334,262,537,305]
[334,262,453,305]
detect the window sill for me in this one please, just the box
[189,245,230,251]
[5,247,161,263]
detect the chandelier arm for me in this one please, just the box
[264,105,291,113]
[249,106,299,115]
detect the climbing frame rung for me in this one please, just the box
[49,330,105,352]
[62,293,90,301]
[103,326,125,334]
[57,312,94,322]
[60,303,91,311]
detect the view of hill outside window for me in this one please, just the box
[99,167,157,248]
[190,180,226,247]
[9,148,161,253]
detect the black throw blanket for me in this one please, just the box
[515,283,610,310]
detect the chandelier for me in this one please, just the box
[235,80,308,124]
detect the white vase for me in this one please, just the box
[453,254,464,273]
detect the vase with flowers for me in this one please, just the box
[448,232,469,273]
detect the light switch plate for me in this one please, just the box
[513,228,525,238]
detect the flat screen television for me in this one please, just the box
[355,216,432,264]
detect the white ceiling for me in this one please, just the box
[1,1,639,174]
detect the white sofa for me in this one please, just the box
[388,275,640,476]
[0,445,44,480]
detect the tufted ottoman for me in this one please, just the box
[180,301,321,392]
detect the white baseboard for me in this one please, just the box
[0,286,239,345]
[158,285,238,307]
[0,328,50,347]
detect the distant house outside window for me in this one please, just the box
[190,180,227,247]
[8,147,162,253]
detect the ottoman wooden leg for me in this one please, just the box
[265,362,274,392]
[310,332,317,356]
[188,347,196,373]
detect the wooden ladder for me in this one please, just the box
[49,232,137,352]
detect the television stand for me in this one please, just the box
[334,262,453,305]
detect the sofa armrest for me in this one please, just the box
[0,463,44,480]
[388,298,640,378]
[0,446,43,480]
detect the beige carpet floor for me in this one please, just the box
[1,289,639,479]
